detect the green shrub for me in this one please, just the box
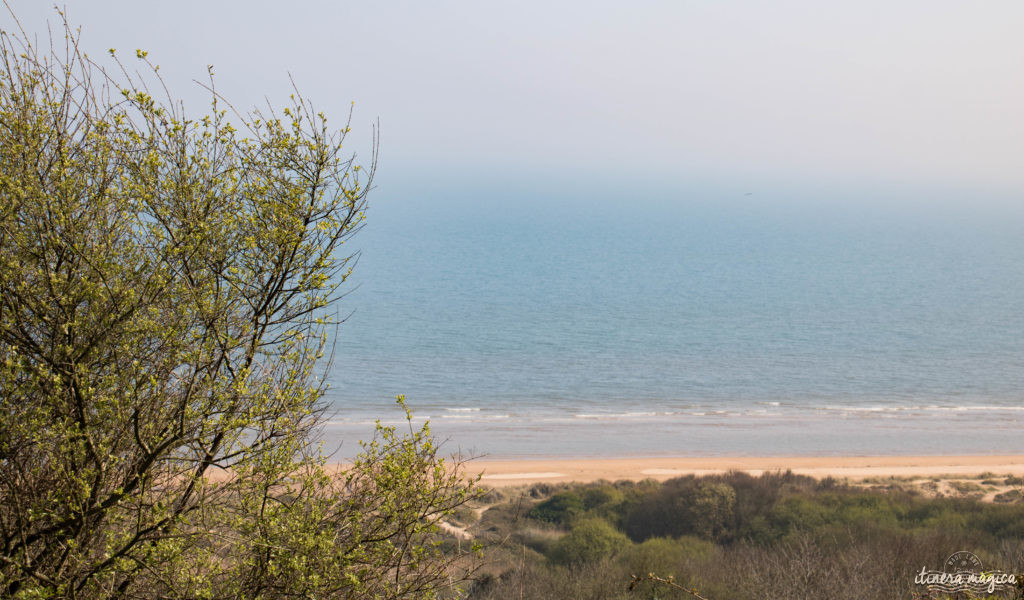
[581,484,625,510]
[765,496,829,539]
[623,479,737,542]
[690,482,737,539]
[622,536,714,576]
[529,491,585,525]
[547,518,630,565]
[833,494,901,529]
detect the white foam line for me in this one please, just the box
[573,412,663,419]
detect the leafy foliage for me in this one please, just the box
[470,473,1024,599]
[527,491,585,525]
[623,479,737,542]
[548,518,629,566]
[0,10,475,598]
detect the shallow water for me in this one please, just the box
[322,191,1024,458]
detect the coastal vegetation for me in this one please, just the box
[457,471,1024,599]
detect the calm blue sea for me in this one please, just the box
[322,188,1024,458]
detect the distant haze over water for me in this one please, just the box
[324,188,1024,458]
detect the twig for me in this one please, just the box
[629,573,712,600]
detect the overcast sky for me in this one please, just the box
[5,1,1023,206]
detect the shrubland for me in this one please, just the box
[460,471,1024,600]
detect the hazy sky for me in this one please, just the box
[5,1,1023,204]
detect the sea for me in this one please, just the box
[320,185,1024,459]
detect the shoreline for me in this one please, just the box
[463,455,1024,487]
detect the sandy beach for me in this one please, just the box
[469,455,1024,487]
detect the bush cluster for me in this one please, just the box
[467,472,1024,599]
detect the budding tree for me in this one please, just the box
[0,9,475,599]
